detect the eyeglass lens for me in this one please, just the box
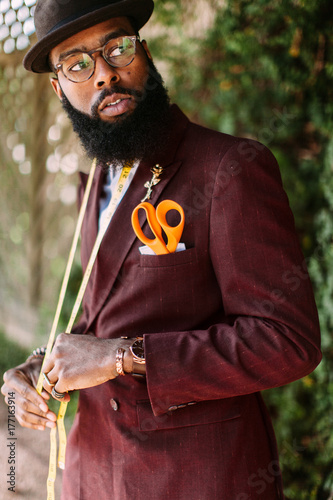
[61,36,137,82]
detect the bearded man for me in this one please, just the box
[1,1,321,499]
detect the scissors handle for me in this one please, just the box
[156,200,185,253]
[132,202,169,255]
[131,200,185,255]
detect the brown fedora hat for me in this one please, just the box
[23,0,154,73]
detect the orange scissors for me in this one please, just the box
[131,200,185,255]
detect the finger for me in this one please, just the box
[41,389,51,400]
[9,393,57,431]
[41,357,55,375]
[17,410,57,431]
[42,372,57,395]
[5,391,55,419]
[42,372,55,387]
[3,372,50,414]
[51,386,71,403]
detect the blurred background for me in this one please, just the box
[0,0,332,498]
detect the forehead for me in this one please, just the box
[50,17,135,62]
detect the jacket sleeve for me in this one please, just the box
[144,141,321,416]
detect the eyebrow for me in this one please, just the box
[57,29,133,63]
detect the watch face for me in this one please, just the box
[131,339,145,360]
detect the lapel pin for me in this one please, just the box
[141,164,164,202]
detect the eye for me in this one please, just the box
[108,44,125,57]
[106,37,134,59]
[64,54,93,73]
[69,61,89,72]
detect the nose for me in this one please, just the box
[93,55,120,89]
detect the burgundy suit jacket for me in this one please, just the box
[61,105,321,500]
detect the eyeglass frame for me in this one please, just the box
[53,35,141,83]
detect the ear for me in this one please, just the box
[50,77,63,101]
[140,39,153,61]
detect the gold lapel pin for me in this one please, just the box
[141,164,164,202]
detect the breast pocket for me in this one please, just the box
[129,245,220,332]
[139,247,197,268]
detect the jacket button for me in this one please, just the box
[168,405,178,412]
[110,398,119,411]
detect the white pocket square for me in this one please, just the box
[139,243,186,256]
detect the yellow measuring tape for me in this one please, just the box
[37,160,133,500]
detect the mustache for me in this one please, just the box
[91,85,143,118]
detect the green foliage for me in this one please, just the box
[0,330,30,377]
[152,0,333,497]
[263,369,333,499]
[153,0,332,245]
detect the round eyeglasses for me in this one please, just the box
[54,35,140,83]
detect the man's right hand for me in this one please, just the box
[1,357,57,431]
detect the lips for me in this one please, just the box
[98,93,134,119]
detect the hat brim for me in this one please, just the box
[23,0,154,73]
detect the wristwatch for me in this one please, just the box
[130,337,145,376]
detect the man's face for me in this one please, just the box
[48,16,170,165]
[49,17,152,121]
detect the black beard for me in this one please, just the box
[60,59,171,166]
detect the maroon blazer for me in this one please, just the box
[61,105,321,500]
